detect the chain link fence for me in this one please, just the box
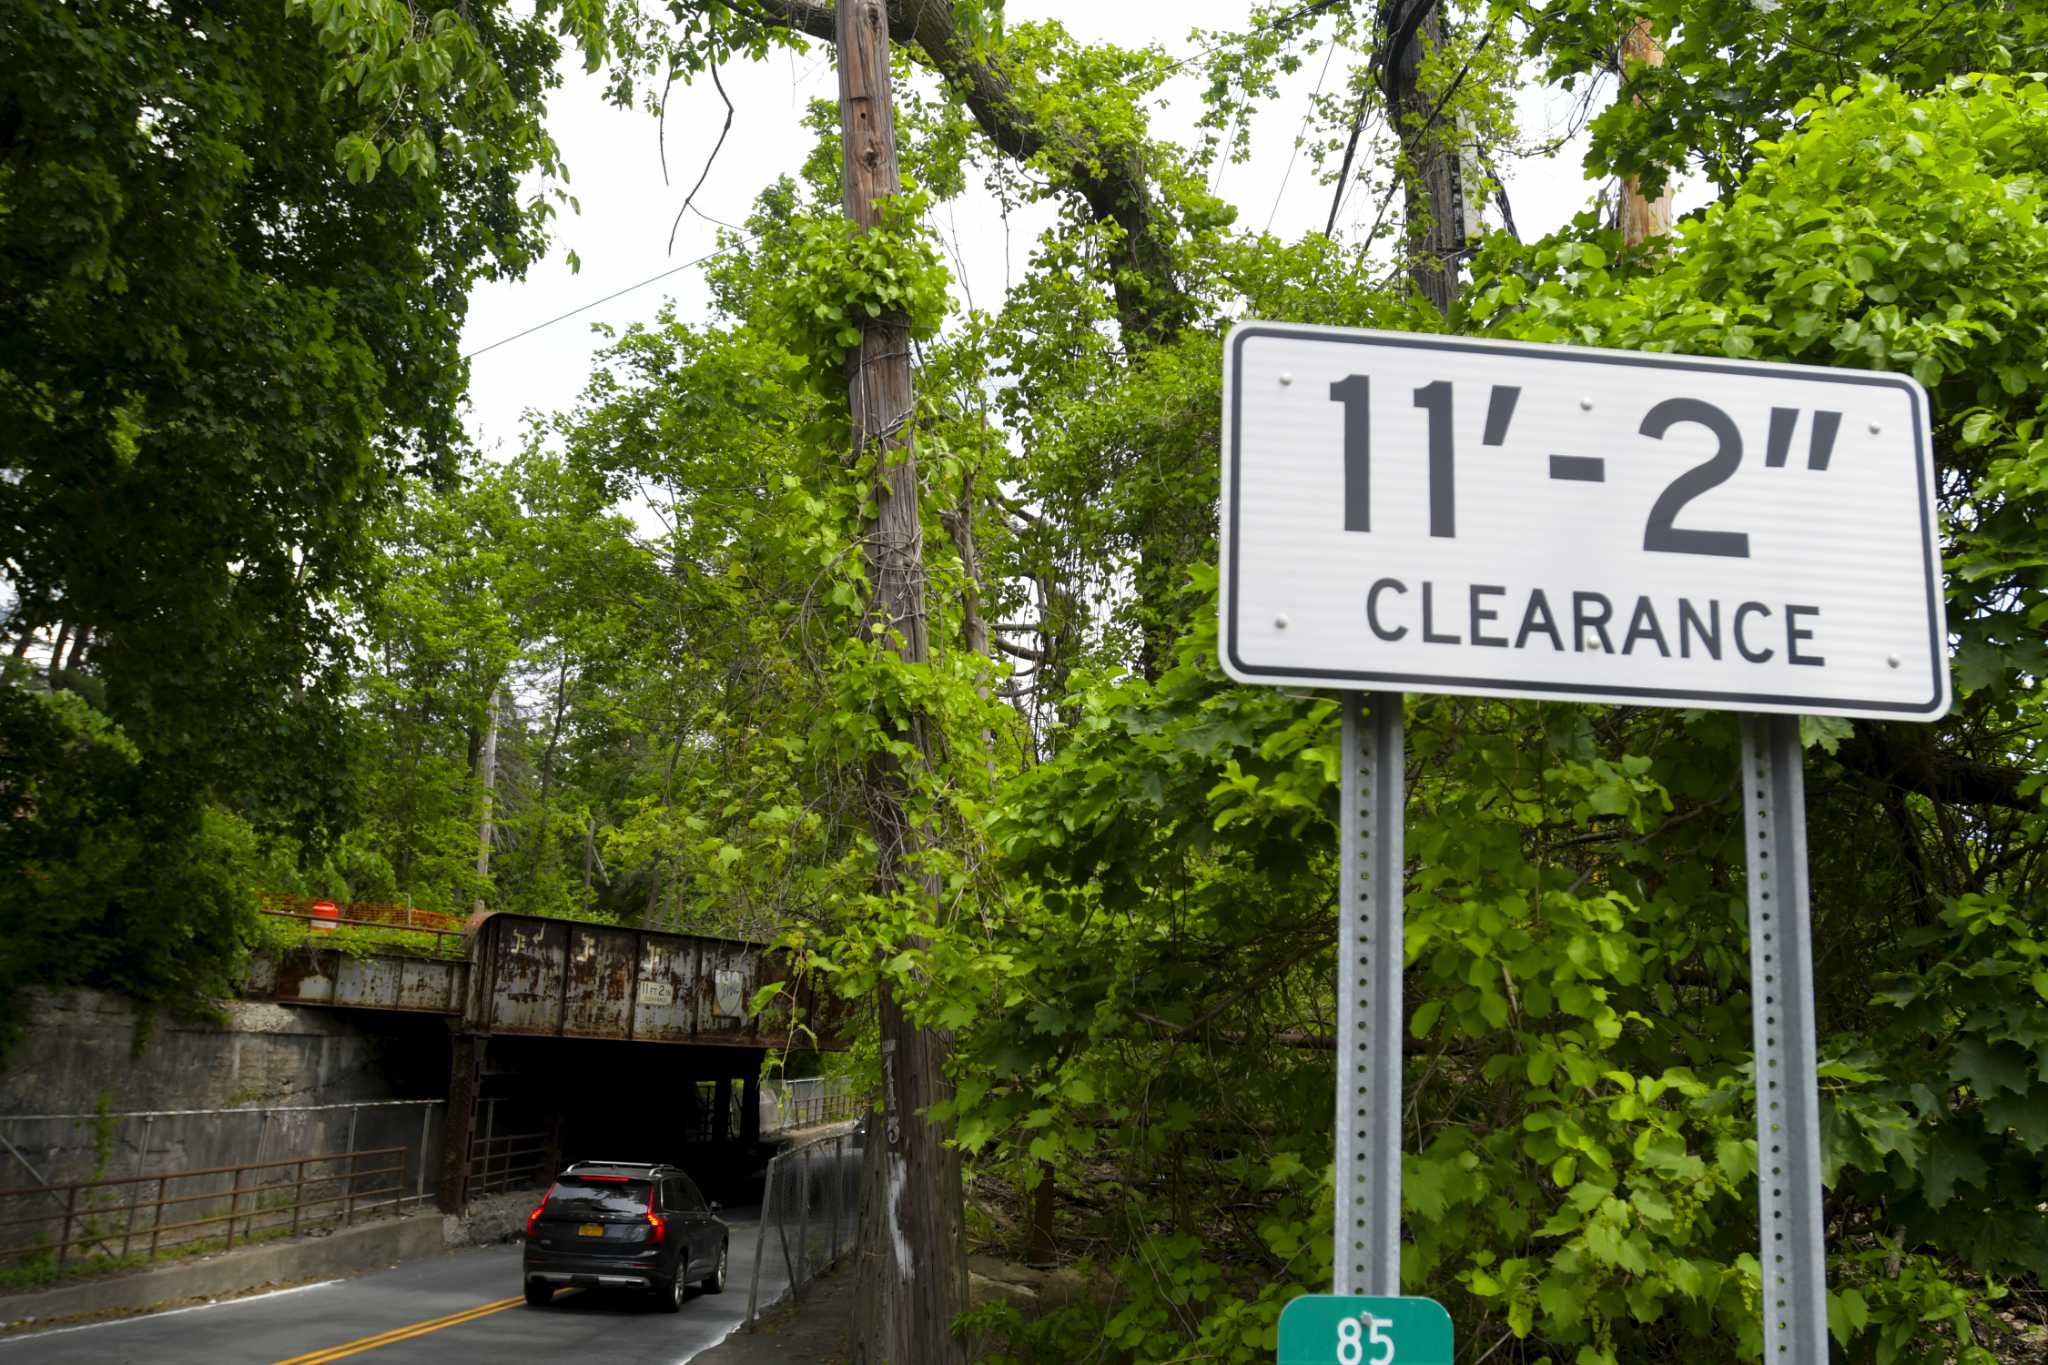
[745,1130,863,1325]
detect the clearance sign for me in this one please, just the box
[1219,326,1948,721]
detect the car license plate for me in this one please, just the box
[578,1223,603,1238]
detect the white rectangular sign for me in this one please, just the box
[1221,325,1948,719]
[636,980,675,1007]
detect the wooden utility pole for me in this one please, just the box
[835,2,969,1361]
[1379,0,1463,311]
[473,686,501,914]
[1617,18,1674,247]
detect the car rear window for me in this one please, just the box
[544,1179,651,1217]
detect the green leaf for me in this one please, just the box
[1405,1156,1451,1220]
[1630,1185,1674,1226]
[1981,1092,2048,1152]
[1478,989,1510,1028]
[1921,1127,1990,1208]
[1566,1180,1610,1213]
[1829,1287,1871,1347]
[1714,1137,1756,1185]
[1951,1037,2033,1097]
[1538,1273,1585,1331]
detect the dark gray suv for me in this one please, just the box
[522,1161,730,1312]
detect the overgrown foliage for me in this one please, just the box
[0,0,576,1026]
[6,1,2046,1361]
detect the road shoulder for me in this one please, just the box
[0,1212,446,1336]
[692,1257,852,1365]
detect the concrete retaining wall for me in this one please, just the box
[0,989,451,1191]
[1,989,446,1118]
[0,989,454,1264]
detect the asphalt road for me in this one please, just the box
[0,1217,787,1365]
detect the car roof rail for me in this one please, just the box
[564,1160,662,1174]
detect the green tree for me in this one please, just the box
[12,2,2047,1360]
[1,0,571,1020]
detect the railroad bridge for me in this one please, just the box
[243,912,846,1210]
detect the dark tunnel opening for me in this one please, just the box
[473,1038,775,1209]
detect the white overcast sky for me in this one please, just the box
[458,4,1680,454]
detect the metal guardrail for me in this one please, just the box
[760,1077,860,1133]
[465,1095,548,1198]
[258,908,466,956]
[0,1145,415,1269]
[0,1100,446,1256]
[257,894,462,934]
[745,1131,862,1327]
[469,1132,547,1197]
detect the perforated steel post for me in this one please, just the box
[1334,690,1404,1297]
[1741,715,1828,1363]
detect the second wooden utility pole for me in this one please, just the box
[474,685,502,915]
[835,2,969,1361]
[1617,18,1674,247]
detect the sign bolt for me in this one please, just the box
[1886,653,1901,669]
[1279,373,1294,387]
[1579,396,1594,411]
[1275,614,1291,630]
[1868,419,1882,435]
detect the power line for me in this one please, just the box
[1265,32,1339,234]
[463,237,755,360]
[470,6,1343,359]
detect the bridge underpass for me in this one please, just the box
[241,911,849,1212]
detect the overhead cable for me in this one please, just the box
[464,237,754,359]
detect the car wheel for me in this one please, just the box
[656,1270,685,1314]
[523,1281,553,1308]
[703,1240,728,1294]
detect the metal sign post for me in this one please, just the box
[1219,323,1949,1360]
[1743,714,1827,1363]
[1335,691,1404,1298]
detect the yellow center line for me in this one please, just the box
[270,1289,571,1365]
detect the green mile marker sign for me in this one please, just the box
[1276,1296,1453,1365]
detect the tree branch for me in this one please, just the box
[1839,726,2038,813]
[737,0,1195,343]
[668,56,735,254]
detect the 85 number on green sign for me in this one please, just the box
[1276,1296,1452,1365]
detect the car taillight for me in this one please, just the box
[527,1185,554,1238]
[646,1213,666,1245]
